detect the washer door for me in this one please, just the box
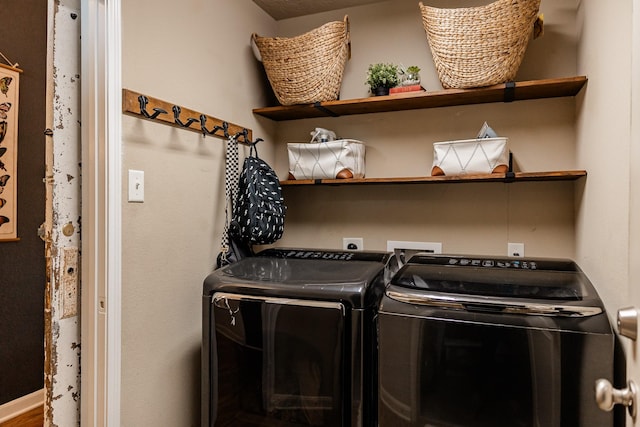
[377,307,614,427]
[209,292,346,426]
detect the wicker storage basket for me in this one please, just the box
[252,16,350,106]
[419,0,541,89]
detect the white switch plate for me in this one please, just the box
[508,242,525,257]
[128,169,144,202]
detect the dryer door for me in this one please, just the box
[208,292,346,427]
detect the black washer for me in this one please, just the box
[378,254,616,427]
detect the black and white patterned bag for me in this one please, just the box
[217,135,253,269]
[231,144,286,245]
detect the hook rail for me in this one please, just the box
[122,88,253,144]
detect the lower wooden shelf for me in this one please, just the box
[280,170,587,186]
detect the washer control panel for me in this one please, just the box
[408,254,578,273]
[447,257,538,270]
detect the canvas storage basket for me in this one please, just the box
[419,0,541,89]
[252,16,350,106]
[431,137,508,176]
[288,139,365,180]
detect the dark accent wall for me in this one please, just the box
[0,0,47,405]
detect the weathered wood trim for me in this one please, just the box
[44,0,82,425]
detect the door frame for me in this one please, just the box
[80,0,122,425]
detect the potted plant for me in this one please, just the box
[400,65,421,86]
[365,63,399,96]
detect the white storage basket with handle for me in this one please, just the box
[431,137,509,176]
[287,139,365,180]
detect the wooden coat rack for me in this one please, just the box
[122,89,254,144]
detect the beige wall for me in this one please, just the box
[271,0,580,257]
[119,0,631,424]
[626,0,640,408]
[574,5,638,424]
[120,1,275,425]
[575,2,633,328]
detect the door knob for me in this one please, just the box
[617,307,638,340]
[595,378,637,418]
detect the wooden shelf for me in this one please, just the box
[280,170,587,186]
[254,76,587,121]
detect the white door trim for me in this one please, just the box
[80,0,122,425]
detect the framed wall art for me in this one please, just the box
[0,62,21,241]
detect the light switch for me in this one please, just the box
[128,169,144,202]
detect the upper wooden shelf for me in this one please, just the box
[253,76,587,121]
[280,170,587,186]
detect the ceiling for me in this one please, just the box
[253,0,387,20]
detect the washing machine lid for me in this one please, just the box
[204,249,392,307]
[387,254,604,317]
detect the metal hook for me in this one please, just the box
[199,114,227,137]
[232,131,244,141]
[235,128,256,145]
[243,128,263,146]
[138,95,167,120]
[172,105,198,128]
[200,115,216,136]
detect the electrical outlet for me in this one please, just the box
[508,242,525,257]
[343,237,364,251]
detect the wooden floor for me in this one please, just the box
[0,406,44,427]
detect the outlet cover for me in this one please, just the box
[508,242,525,257]
[343,237,363,251]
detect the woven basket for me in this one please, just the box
[419,0,541,89]
[252,16,350,106]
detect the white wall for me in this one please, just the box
[120,1,275,425]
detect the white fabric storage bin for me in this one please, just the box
[431,137,509,176]
[287,139,365,180]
